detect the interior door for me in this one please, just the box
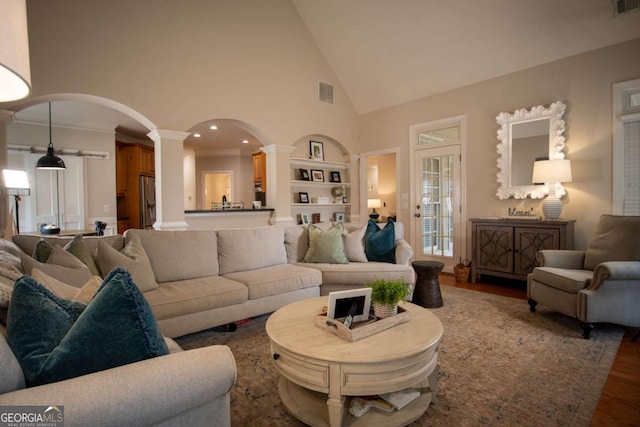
[413,145,461,270]
[7,153,85,232]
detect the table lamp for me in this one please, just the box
[367,198,381,221]
[2,169,30,233]
[531,159,572,220]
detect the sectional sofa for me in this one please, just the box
[0,221,414,426]
[6,221,414,338]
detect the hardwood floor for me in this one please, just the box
[439,273,640,427]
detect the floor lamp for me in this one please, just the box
[2,169,30,234]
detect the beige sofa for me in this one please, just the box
[9,222,412,339]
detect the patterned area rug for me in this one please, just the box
[175,285,624,427]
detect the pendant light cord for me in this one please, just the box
[48,102,53,148]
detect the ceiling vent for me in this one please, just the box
[614,0,639,15]
[319,81,334,104]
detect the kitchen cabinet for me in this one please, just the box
[252,151,266,192]
[470,218,575,282]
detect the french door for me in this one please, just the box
[413,144,462,270]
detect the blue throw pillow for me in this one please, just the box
[365,219,396,263]
[7,267,169,387]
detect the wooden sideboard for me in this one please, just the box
[470,218,575,283]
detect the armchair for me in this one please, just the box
[527,215,640,339]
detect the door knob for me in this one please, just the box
[414,213,421,217]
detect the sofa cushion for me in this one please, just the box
[584,215,640,270]
[300,261,415,285]
[365,219,396,263]
[303,222,349,264]
[529,267,593,293]
[32,235,101,276]
[21,246,93,287]
[143,276,248,321]
[223,264,322,299]
[124,229,220,282]
[284,225,309,263]
[344,223,368,262]
[0,238,24,271]
[96,237,158,292]
[6,268,169,387]
[217,227,287,275]
[31,268,102,303]
[12,234,125,259]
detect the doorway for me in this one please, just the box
[203,171,232,209]
[410,116,466,272]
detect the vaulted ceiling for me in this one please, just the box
[13,1,640,149]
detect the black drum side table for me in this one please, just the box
[411,260,445,308]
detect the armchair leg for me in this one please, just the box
[581,323,594,339]
[528,299,538,313]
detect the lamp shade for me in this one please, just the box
[2,169,29,189]
[367,198,381,209]
[0,0,31,102]
[532,159,572,184]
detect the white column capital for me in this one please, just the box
[261,144,296,155]
[147,129,190,143]
[0,110,17,124]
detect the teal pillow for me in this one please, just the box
[303,222,349,264]
[365,219,396,263]
[7,268,169,387]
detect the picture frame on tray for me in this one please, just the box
[328,288,372,323]
[310,141,324,161]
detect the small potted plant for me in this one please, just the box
[366,278,410,318]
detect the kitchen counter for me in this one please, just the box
[185,208,275,229]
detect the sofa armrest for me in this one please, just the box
[536,250,585,269]
[588,261,640,290]
[395,239,413,265]
[0,345,236,427]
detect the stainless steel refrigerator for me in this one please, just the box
[140,175,156,229]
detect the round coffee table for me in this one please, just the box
[266,296,443,427]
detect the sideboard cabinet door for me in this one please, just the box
[470,219,574,283]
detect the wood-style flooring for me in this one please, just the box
[439,273,640,427]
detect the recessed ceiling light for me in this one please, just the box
[242,139,249,144]
[210,125,218,130]
[193,133,201,138]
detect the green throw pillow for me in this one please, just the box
[64,235,101,276]
[32,240,54,263]
[365,219,396,263]
[7,268,169,387]
[303,222,349,264]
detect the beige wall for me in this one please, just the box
[20,0,359,150]
[359,38,640,252]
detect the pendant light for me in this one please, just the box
[36,102,66,170]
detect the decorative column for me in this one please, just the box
[261,144,295,225]
[0,111,16,238]
[344,153,360,224]
[147,129,190,230]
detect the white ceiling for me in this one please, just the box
[13,1,640,148]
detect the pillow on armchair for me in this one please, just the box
[584,215,640,270]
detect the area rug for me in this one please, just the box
[175,286,624,427]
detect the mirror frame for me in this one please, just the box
[496,101,567,199]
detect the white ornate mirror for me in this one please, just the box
[496,101,567,199]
